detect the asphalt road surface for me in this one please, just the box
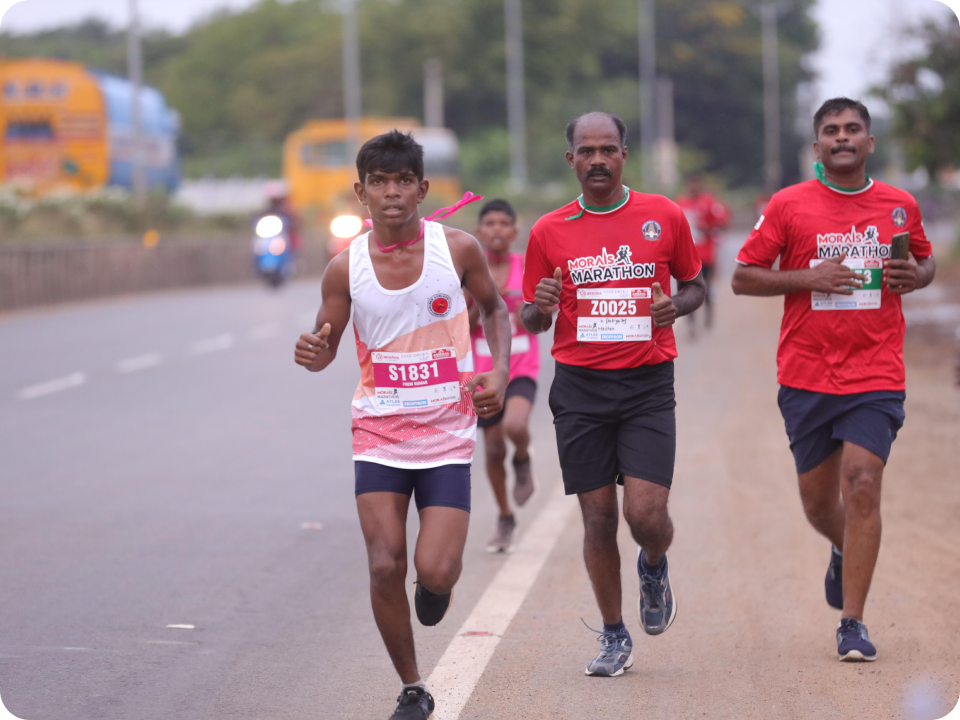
[1,267,958,720]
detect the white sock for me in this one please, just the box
[402,679,427,692]
[833,545,843,557]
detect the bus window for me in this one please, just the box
[5,121,54,141]
[301,141,349,168]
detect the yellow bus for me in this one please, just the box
[283,117,461,216]
[0,58,180,195]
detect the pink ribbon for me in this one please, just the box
[366,192,483,252]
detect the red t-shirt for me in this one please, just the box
[523,189,702,370]
[737,179,933,394]
[676,192,730,267]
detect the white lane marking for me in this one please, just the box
[427,486,575,719]
[146,640,198,646]
[190,334,234,355]
[117,353,163,373]
[17,372,87,400]
[247,323,281,342]
[165,624,195,630]
[300,522,323,530]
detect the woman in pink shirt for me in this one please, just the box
[469,200,540,552]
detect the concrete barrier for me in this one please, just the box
[0,239,328,311]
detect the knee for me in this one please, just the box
[502,418,529,444]
[369,552,407,588]
[416,555,461,595]
[842,467,882,517]
[582,506,619,541]
[485,436,507,465]
[623,500,668,535]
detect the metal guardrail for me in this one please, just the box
[0,239,328,311]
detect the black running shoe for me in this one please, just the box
[389,686,435,719]
[825,545,843,610]
[414,581,453,627]
[837,618,876,662]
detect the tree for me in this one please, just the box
[883,18,960,178]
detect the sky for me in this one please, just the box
[1,0,958,113]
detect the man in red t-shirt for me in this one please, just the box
[733,98,936,663]
[521,112,706,677]
[676,175,730,329]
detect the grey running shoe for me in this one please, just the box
[414,581,453,627]
[389,686,435,719]
[825,545,843,610]
[512,453,536,507]
[837,618,877,662]
[486,515,516,553]
[584,625,634,677]
[637,550,677,635]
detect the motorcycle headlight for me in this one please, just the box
[330,214,363,239]
[268,237,287,256]
[256,215,284,238]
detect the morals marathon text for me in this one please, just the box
[568,245,656,285]
[816,226,891,259]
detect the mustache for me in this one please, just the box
[831,144,857,154]
[586,166,613,178]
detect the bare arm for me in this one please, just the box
[521,267,562,334]
[447,229,511,417]
[732,251,864,297]
[293,252,352,372]
[651,272,707,327]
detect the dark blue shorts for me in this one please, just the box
[777,386,906,475]
[354,461,471,512]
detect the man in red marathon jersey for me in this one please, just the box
[676,174,730,330]
[521,112,706,677]
[733,99,936,663]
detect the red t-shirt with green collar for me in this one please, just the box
[737,179,933,394]
[522,189,702,370]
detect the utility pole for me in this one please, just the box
[341,0,362,160]
[638,0,657,191]
[504,0,528,187]
[127,0,146,205]
[760,2,782,194]
[423,58,444,128]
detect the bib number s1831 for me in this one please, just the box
[810,258,882,310]
[576,288,652,342]
[372,347,460,410]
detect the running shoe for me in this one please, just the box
[637,550,677,635]
[825,545,844,610]
[389,686,435,719]
[486,515,516,553]
[584,625,634,677]
[837,618,877,662]
[512,453,536,507]
[414,581,453,627]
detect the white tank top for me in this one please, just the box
[349,221,476,469]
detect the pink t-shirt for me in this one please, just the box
[472,253,540,382]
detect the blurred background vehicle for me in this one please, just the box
[284,117,460,257]
[0,58,180,196]
[251,209,294,289]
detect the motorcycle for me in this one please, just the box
[252,213,294,288]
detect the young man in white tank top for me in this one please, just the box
[294,131,511,720]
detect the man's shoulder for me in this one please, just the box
[531,200,581,234]
[869,179,920,208]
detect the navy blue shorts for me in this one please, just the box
[777,386,906,475]
[354,461,471,512]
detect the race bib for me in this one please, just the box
[576,288,652,342]
[810,258,882,311]
[372,347,460,410]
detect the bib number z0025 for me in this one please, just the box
[576,288,652,342]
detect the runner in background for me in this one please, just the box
[522,112,705,677]
[676,175,730,331]
[732,98,936,663]
[467,199,539,553]
[294,130,511,720]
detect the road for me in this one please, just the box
[0,267,958,720]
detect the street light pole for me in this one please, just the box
[761,2,782,194]
[638,0,657,191]
[341,0,362,159]
[127,0,146,205]
[504,0,528,187]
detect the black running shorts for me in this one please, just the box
[477,376,537,429]
[548,360,677,495]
